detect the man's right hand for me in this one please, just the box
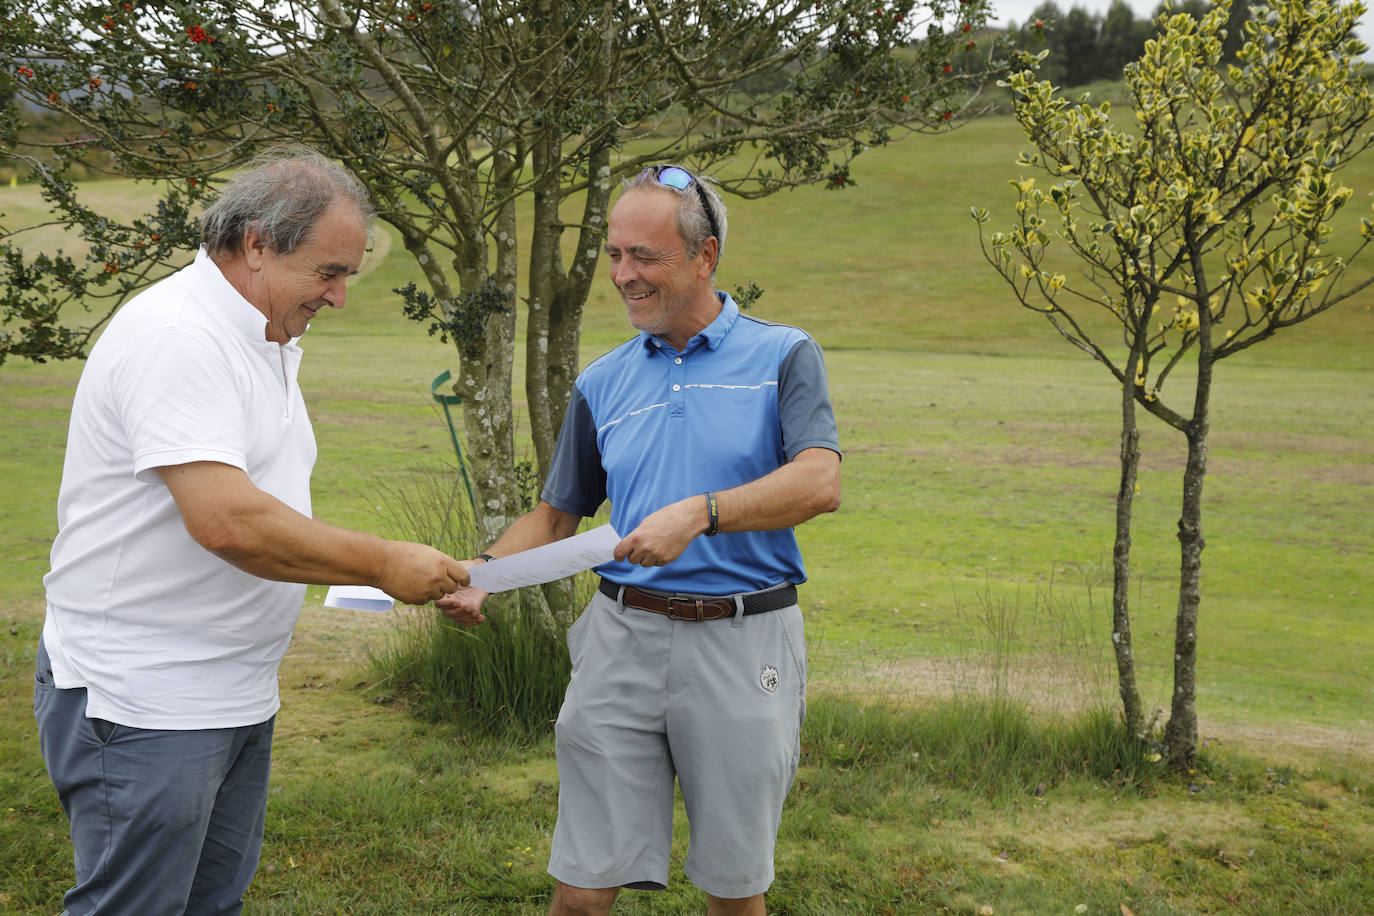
[376,542,470,606]
[435,560,490,626]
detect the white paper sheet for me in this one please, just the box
[323,584,395,612]
[466,523,620,594]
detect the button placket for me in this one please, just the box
[668,348,687,417]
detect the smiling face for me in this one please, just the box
[605,187,720,351]
[242,200,369,343]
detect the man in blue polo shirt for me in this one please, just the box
[439,164,841,916]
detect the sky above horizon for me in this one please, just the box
[985,0,1374,57]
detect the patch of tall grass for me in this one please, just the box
[804,582,1159,803]
[366,460,582,737]
[372,596,574,737]
[804,696,1154,802]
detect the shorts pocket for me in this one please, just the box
[34,639,56,691]
[565,606,594,671]
[776,606,807,689]
[34,667,56,691]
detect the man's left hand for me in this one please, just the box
[614,495,708,567]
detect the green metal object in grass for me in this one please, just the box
[431,369,476,515]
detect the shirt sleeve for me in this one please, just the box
[540,385,608,518]
[778,336,841,462]
[109,327,250,484]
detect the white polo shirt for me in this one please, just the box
[42,248,317,729]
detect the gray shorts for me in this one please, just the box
[547,588,807,899]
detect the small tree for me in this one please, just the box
[975,0,1374,767]
[2,0,1011,626]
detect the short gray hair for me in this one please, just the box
[624,165,728,268]
[200,146,375,257]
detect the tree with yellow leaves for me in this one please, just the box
[974,0,1374,768]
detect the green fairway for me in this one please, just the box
[2,111,1372,913]
[4,114,1370,730]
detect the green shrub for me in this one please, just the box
[366,460,583,738]
[373,595,573,737]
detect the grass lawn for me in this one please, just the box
[2,112,1372,913]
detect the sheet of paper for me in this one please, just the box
[323,584,395,612]
[467,524,620,594]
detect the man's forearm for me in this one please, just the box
[613,447,840,568]
[159,461,466,604]
[712,446,842,534]
[480,500,583,559]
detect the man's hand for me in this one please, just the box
[436,559,490,626]
[614,495,708,567]
[376,542,470,606]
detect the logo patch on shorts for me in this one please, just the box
[759,665,780,693]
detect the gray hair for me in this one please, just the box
[624,165,728,268]
[200,146,375,257]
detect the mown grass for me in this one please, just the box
[2,110,1373,913]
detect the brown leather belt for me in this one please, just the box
[599,577,797,622]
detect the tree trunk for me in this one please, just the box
[461,156,523,543]
[1165,359,1213,770]
[1111,352,1146,738]
[527,128,566,482]
[532,144,617,628]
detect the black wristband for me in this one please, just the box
[704,491,719,537]
[477,553,496,562]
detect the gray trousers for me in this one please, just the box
[33,639,275,916]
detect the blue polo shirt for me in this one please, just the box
[541,293,840,594]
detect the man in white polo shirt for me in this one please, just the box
[34,146,468,915]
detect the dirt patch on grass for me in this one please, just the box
[814,652,1117,716]
[814,653,1374,765]
[278,598,404,687]
[356,224,393,281]
[1197,718,1374,767]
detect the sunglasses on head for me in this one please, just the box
[649,165,721,244]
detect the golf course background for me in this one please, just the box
[1,109,1370,913]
